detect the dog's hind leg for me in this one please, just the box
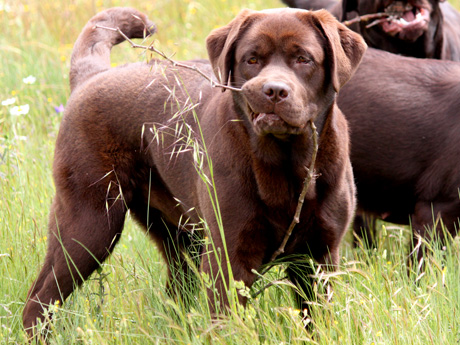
[352,212,377,248]
[409,200,460,271]
[130,202,203,305]
[161,226,202,304]
[22,193,127,338]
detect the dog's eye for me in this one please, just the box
[247,57,258,65]
[296,56,310,64]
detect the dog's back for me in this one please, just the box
[281,0,341,17]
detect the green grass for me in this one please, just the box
[1,0,460,344]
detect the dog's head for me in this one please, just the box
[206,8,366,138]
[343,0,444,43]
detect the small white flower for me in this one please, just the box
[1,97,16,106]
[23,75,36,84]
[10,104,30,116]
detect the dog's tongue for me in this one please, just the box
[253,113,284,127]
[381,20,401,36]
[254,113,281,125]
[253,113,289,135]
[402,10,415,22]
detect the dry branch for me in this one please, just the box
[271,121,318,262]
[342,12,390,27]
[253,120,319,288]
[94,24,242,92]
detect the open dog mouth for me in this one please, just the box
[380,1,430,41]
[249,107,303,138]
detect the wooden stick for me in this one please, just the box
[270,120,319,262]
[342,12,390,27]
[255,120,319,282]
[94,24,242,92]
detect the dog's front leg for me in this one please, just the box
[200,220,269,314]
[285,245,339,330]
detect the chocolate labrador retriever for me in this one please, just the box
[338,47,460,262]
[282,0,460,60]
[23,7,366,336]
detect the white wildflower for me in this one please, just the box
[23,75,36,84]
[10,104,30,116]
[1,97,16,106]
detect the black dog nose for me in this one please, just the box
[262,81,290,103]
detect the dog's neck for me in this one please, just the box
[227,89,337,208]
[249,111,335,210]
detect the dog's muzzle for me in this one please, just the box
[243,80,306,138]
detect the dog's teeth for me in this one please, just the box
[399,18,408,25]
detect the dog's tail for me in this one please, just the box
[69,7,156,92]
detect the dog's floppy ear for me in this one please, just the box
[311,9,367,92]
[206,9,257,89]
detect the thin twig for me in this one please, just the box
[94,24,242,92]
[251,121,319,296]
[270,120,318,262]
[342,12,390,27]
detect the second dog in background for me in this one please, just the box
[283,0,460,60]
[338,47,460,263]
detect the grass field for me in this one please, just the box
[1,0,460,344]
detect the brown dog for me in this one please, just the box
[338,47,460,262]
[282,0,460,60]
[22,7,366,336]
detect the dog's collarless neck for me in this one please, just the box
[314,94,336,139]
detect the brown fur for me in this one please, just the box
[337,47,460,262]
[22,7,366,337]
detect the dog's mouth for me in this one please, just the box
[380,1,430,41]
[249,107,304,138]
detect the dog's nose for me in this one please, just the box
[262,81,290,103]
